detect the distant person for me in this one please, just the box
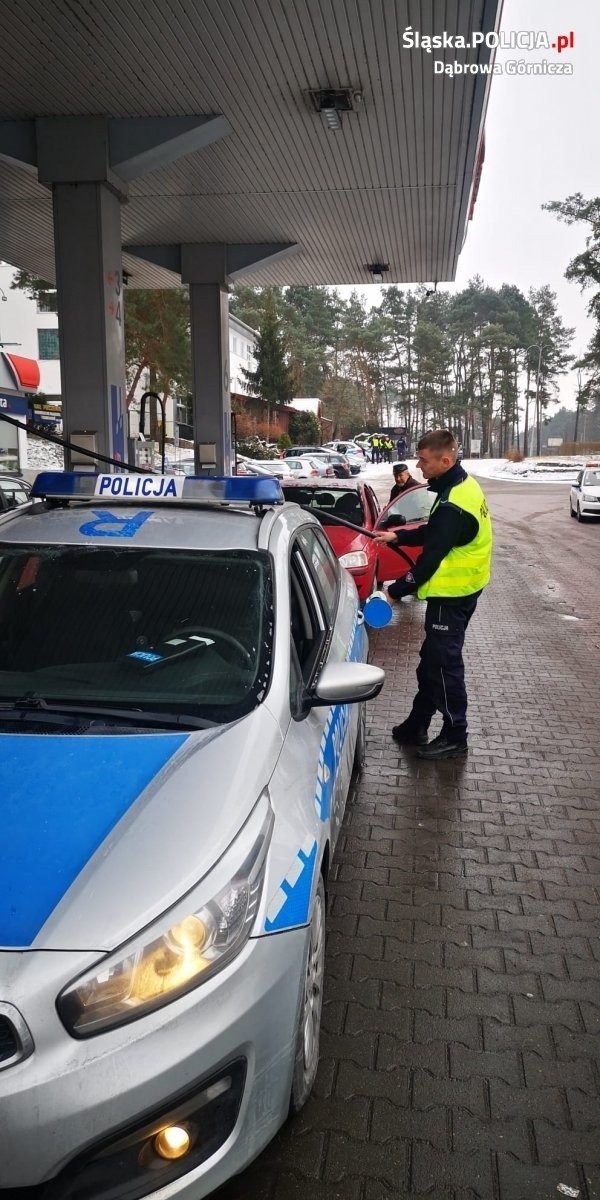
[396,435,407,458]
[375,429,492,760]
[383,437,393,463]
[389,462,419,501]
[371,435,380,464]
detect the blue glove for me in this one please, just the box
[387,570,417,600]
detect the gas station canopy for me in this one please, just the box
[0,0,499,290]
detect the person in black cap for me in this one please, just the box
[389,462,419,502]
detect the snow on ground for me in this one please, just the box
[363,456,593,486]
[22,434,594,488]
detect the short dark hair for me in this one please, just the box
[417,429,457,456]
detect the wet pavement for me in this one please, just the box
[217,479,600,1200]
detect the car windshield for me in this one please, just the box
[282,487,365,525]
[381,486,435,525]
[583,470,600,486]
[0,545,273,727]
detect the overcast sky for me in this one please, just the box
[350,0,599,411]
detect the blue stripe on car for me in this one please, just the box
[0,733,187,948]
[264,839,317,932]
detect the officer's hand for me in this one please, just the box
[387,571,416,601]
[374,530,397,544]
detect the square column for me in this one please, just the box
[188,283,231,475]
[53,182,126,466]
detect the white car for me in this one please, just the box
[0,471,383,1199]
[251,459,292,478]
[570,464,600,521]
[286,456,334,478]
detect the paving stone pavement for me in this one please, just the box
[217,506,600,1200]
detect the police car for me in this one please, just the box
[0,472,383,1199]
[570,463,600,521]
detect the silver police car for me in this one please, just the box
[0,471,383,1199]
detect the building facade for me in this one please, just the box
[0,265,258,441]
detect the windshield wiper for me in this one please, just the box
[0,696,216,730]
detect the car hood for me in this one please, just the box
[1,706,281,952]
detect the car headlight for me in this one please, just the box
[582,491,598,502]
[339,551,369,569]
[58,805,273,1037]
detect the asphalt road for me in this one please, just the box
[369,472,600,642]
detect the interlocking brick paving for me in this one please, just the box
[217,483,600,1200]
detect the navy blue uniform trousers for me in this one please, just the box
[409,594,480,741]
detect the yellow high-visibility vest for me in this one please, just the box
[417,475,492,599]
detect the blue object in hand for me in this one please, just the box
[363,590,393,628]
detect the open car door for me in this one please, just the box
[374,484,435,587]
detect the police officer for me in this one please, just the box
[371,435,380,464]
[375,429,492,760]
[383,437,393,463]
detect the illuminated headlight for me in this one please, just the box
[339,551,369,569]
[583,492,598,502]
[58,806,273,1037]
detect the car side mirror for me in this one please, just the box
[307,662,385,708]
[380,513,407,529]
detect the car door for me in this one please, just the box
[374,485,435,585]
[262,522,362,935]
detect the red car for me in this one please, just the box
[281,479,434,602]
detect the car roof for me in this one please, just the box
[281,477,366,492]
[0,472,319,552]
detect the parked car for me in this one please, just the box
[570,463,600,521]
[251,459,293,478]
[286,456,335,478]
[234,456,274,477]
[281,480,434,599]
[282,445,322,459]
[281,478,381,601]
[0,474,31,511]
[0,470,384,1198]
[310,451,354,479]
[323,440,368,462]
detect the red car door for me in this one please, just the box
[374,484,435,586]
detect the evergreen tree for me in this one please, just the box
[242,288,293,406]
[543,194,600,397]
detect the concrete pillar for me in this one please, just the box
[53,182,126,466]
[0,114,233,471]
[188,283,231,475]
[128,241,301,476]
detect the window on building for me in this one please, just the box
[38,329,60,359]
[36,293,58,314]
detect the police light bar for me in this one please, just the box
[31,472,284,506]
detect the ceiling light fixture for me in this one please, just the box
[367,263,389,284]
[309,88,357,132]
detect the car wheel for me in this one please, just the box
[289,875,326,1114]
[353,701,367,774]
[577,503,585,522]
[570,501,576,518]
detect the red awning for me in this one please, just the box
[1,352,40,392]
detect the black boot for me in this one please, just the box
[416,732,468,760]
[391,719,429,746]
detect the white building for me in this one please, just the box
[0,264,257,439]
[0,262,61,400]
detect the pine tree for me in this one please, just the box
[242,288,293,406]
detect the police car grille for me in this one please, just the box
[0,1016,18,1062]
